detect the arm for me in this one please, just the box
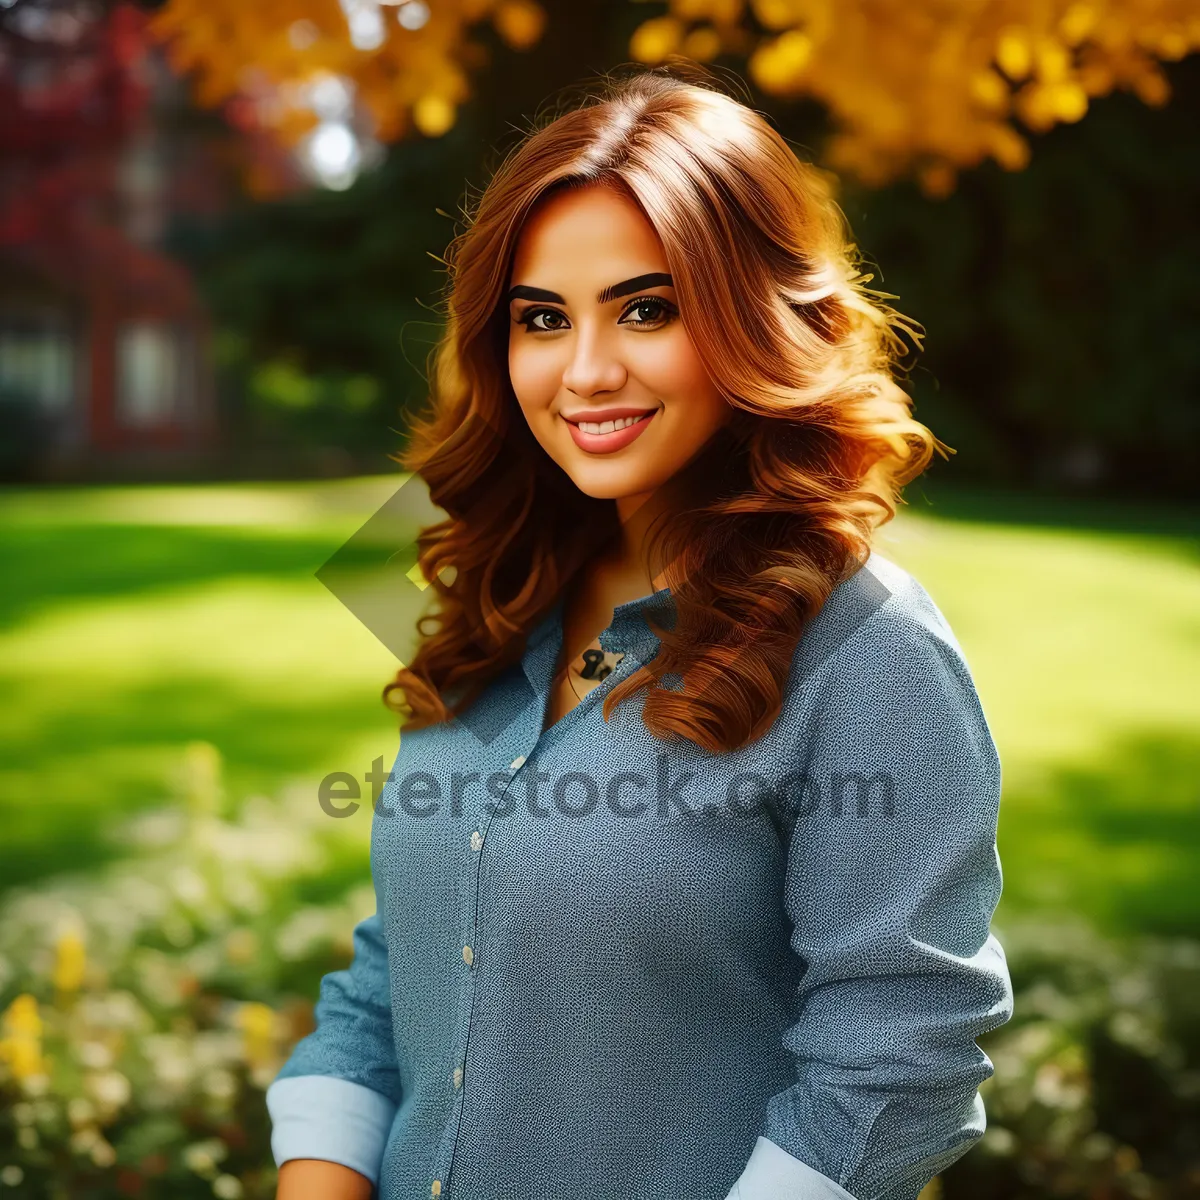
[727,610,1014,1200]
[267,907,401,1195]
[276,1159,374,1200]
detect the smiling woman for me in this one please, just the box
[506,184,732,497]
[267,64,1011,1200]
[380,59,951,750]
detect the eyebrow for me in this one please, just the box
[506,272,674,307]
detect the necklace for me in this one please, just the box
[564,644,625,703]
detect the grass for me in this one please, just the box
[876,483,1200,937]
[1,475,1197,938]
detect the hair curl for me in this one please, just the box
[383,64,950,754]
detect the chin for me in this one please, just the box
[563,467,655,502]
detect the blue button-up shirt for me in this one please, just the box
[266,552,1013,1200]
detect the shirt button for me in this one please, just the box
[470,831,482,852]
[453,1066,463,1088]
[431,1182,442,1197]
[509,754,526,770]
[462,944,474,966]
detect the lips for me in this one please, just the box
[563,409,657,454]
[560,407,658,427]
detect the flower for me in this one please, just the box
[0,994,47,1081]
[53,925,87,993]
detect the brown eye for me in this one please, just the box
[519,308,569,332]
[619,296,677,328]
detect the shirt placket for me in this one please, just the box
[429,596,664,1197]
[427,733,538,1196]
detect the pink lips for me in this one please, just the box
[563,410,657,454]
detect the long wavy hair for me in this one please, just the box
[383,64,949,754]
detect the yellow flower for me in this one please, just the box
[53,928,87,993]
[0,994,47,1082]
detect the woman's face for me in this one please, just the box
[507,182,731,507]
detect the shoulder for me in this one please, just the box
[782,552,994,751]
[773,551,1000,792]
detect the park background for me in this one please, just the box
[1,1,1198,1197]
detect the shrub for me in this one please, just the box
[0,745,1196,1198]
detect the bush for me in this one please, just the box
[0,743,373,1200]
[0,745,1196,1198]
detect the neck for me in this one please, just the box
[609,487,676,594]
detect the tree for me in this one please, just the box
[145,0,1200,193]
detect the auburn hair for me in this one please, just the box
[383,64,949,754]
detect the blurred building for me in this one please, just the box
[0,0,218,481]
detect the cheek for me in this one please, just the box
[508,340,561,411]
[636,329,721,408]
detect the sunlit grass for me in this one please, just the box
[877,492,1200,936]
[1,475,1197,936]
[0,477,415,891]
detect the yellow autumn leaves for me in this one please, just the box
[149,0,546,145]
[629,0,1200,194]
[139,0,1200,192]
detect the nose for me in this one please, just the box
[561,323,627,398]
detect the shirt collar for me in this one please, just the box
[599,586,673,656]
[523,584,674,671]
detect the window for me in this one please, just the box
[116,320,188,427]
[0,315,75,414]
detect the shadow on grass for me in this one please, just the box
[905,478,1200,549]
[0,524,411,632]
[0,670,395,893]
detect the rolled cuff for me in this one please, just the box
[725,1136,859,1200]
[266,1074,397,1185]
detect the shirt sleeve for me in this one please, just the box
[265,907,401,1185]
[725,608,1014,1200]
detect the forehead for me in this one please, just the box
[509,182,668,282]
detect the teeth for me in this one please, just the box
[577,414,649,435]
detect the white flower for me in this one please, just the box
[276,908,334,961]
[184,1138,228,1177]
[90,1138,117,1168]
[78,1040,113,1070]
[86,1070,131,1109]
[172,867,210,907]
[202,1069,237,1101]
[212,1175,244,1199]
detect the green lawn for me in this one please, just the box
[1,476,1197,937]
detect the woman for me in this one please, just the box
[267,67,1013,1200]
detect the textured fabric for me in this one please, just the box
[728,1136,858,1199]
[267,551,1013,1200]
[267,1075,397,1184]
